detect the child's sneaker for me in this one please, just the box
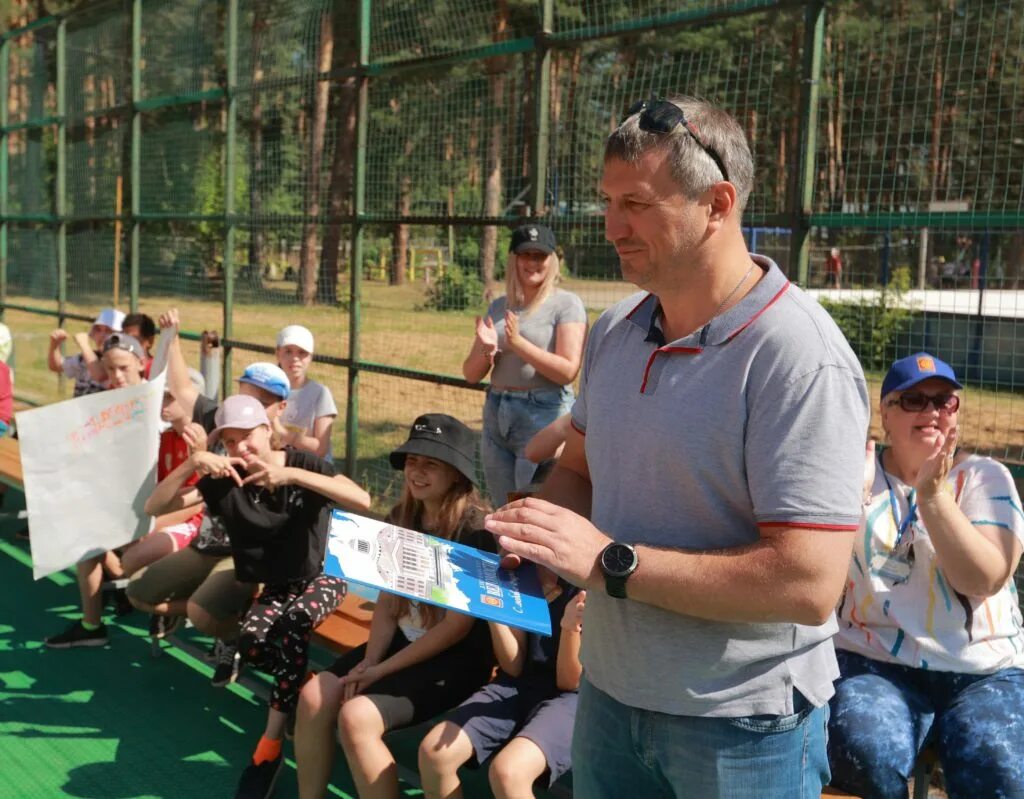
[234,753,283,799]
[44,620,108,649]
[211,639,242,687]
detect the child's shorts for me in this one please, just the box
[443,674,578,786]
[161,512,204,550]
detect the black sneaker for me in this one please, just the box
[211,639,242,687]
[45,620,109,649]
[234,753,283,799]
[148,614,182,639]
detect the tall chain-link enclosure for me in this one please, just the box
[2,0,1024,508]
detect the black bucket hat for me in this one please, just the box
[389,413,478,486]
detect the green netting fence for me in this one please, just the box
[2,0,1024,509]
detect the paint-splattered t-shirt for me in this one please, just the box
[836,453,1024,673]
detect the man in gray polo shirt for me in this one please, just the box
[486,96,869,797]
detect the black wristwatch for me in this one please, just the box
[599,542,639,599]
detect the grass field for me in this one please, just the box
[5,276,1024,510]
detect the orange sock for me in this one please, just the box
[252,735,282,765]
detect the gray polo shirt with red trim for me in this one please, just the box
[571,255,869,717]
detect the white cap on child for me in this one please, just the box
[93,308,125,331]
[276,325,314,355]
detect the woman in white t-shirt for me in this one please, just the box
[828,352,1024,799]
[274,324,338,461]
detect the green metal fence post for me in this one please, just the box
[529,0,553,216]
[129,0,142,313]
[0,36,8,319]
[345,0,371,479]
[56,18,67,322]
[223,0,238,396]
[787,0,825,285]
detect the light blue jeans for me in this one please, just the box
[481,386,573,507]
[572,678,831,799]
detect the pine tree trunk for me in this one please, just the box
[298,11,334,305]
[479,0,509,288]
[318,9,359,304]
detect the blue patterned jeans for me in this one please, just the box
[828,649,1024,799]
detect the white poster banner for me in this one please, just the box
[16,372,166,580]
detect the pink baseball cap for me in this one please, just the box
[207,394,271,446]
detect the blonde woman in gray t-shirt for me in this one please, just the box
[462,224,587,507]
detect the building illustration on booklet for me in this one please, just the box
[345,522,471,609]
[325,510,552,636]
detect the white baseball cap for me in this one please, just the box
[93,308,125,331]
[276,325,314,354]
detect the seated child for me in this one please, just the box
[144,394,371,798]
[47,308,124,396]
[418,575,584,799]
[44,332,149,648]
[121,368,208,638]
[295,414,497,799]
[274,325,337,460]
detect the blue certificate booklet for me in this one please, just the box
[324,510,552,636]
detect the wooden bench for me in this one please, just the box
[312,592,374,655]
[0,436,23,490]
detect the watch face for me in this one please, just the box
[601,543,637,578]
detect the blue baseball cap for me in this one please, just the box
[881,352,963,398]
[238,362,290,399]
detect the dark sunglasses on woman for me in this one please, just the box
[887,391,960,413]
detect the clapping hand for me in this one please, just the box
[504,310,522,352]
[915,427,957,500]
[474,315,498,358]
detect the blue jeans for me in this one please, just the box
[481,386,573,507]
[828,650,1024,799]
[572,678,830,799]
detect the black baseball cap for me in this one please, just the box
[509,223,557,255]
[389,413,478,486]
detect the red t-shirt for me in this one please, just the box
[0,362,11,425]
[159,429,199,485]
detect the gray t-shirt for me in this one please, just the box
[572,256,869,718]
[487,288,587,391]
[281,379,338,461]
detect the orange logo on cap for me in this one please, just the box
[917,356,936,373]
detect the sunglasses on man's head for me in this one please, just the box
[623,95,730,183]
[887,391,960,414]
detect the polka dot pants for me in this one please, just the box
[238,575,346,712]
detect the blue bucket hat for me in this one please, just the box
[881,352,963,398]
[238,362,290,400]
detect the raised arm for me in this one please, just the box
[158,309,199,419]
[47,329,68,374]
[74,332,106,384]
[917,432,1024,597]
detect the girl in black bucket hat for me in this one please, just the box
[294,413,497,798]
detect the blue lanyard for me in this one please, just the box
[878,450,917,551]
